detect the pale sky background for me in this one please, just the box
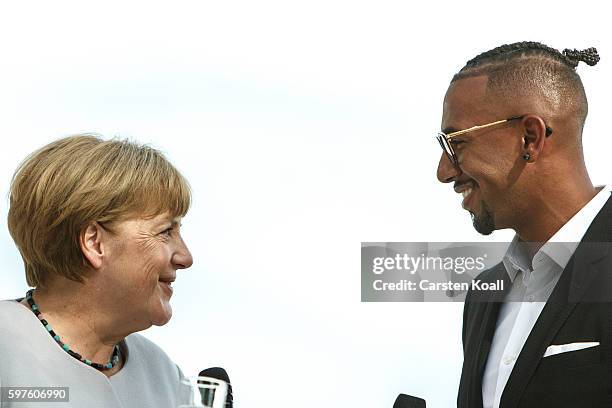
[0,1,610,407]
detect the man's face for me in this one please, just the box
[437,76,525,234]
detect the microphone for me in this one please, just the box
[198,367,233,408]
[393,394,426,408]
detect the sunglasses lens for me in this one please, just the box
[437,133,456,165]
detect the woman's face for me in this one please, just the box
[103,212,193,328]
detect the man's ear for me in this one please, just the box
[80,222,107,269]
[521,115,548,162]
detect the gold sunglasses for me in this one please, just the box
[436,115,553,166]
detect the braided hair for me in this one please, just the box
[450,41,600,132]
[460,41,600,72]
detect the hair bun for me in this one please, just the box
[563,47,600,67]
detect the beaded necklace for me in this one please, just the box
[25,289,120,371]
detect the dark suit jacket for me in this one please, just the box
[458,192,612,408]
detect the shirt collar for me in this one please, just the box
[502,235,529,282]
[503,185,611,282]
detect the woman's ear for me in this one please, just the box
[80,222,106,269]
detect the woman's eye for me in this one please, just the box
[450,139,465,147]
[160,228,173,236]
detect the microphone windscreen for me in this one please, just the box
[199,367,230,383]
[198,367,233,407]
[393,394,426,408]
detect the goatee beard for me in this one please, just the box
[471,201,495,235]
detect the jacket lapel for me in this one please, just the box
[499,193,612,408]
[471,301,502,408]
[466,263,511,408]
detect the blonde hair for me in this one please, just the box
[7,134,191,288]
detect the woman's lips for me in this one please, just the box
[159,281,173,295]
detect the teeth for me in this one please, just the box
[461,188,472,198]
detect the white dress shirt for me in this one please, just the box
[482,185,611,408]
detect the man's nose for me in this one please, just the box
[436,152,461,183]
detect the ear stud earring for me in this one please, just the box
[522,153,531,161]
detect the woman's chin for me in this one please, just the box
[150,299,173,326]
